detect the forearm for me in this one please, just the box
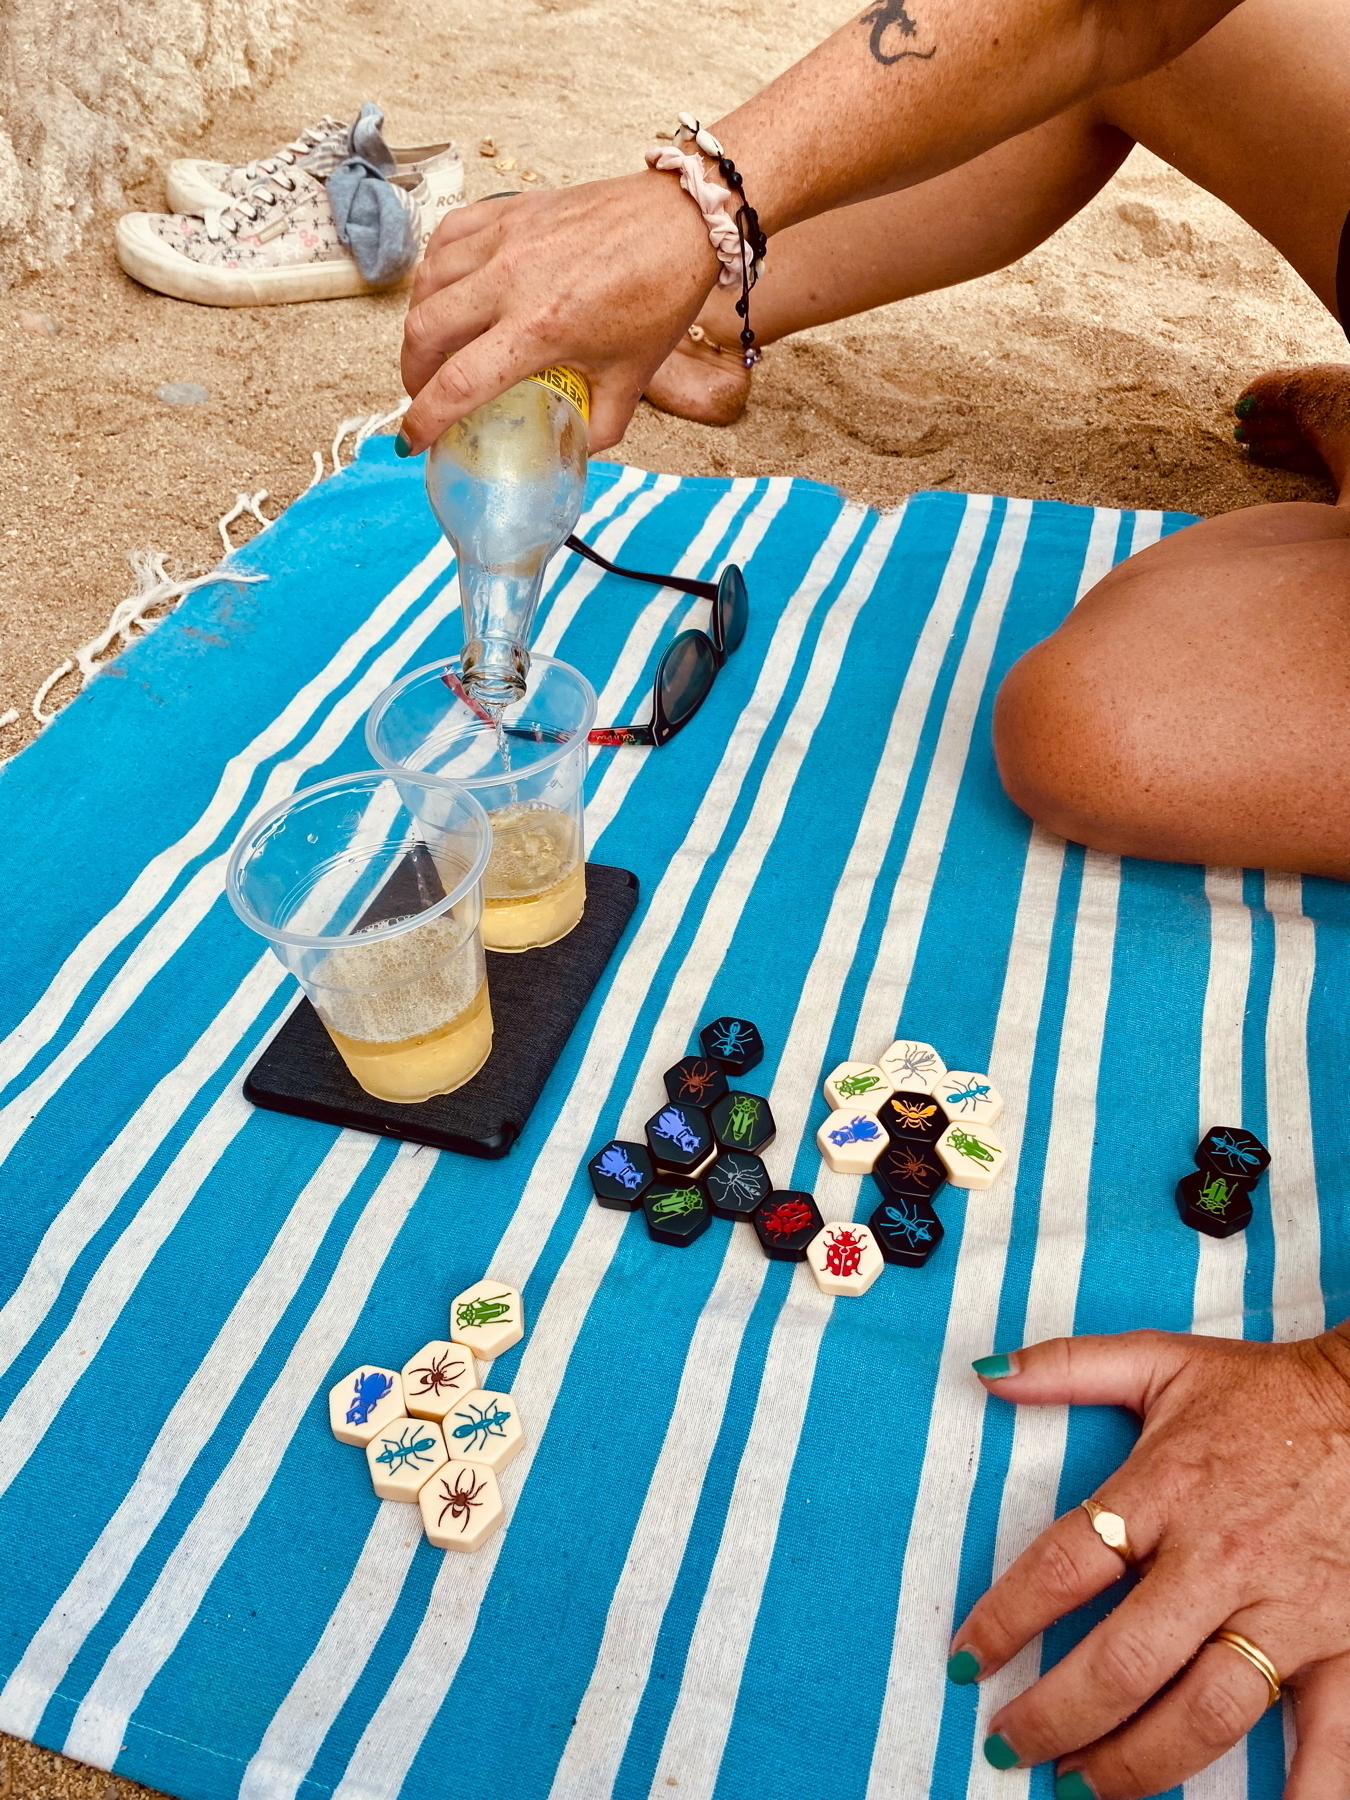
[712,0,1247,235]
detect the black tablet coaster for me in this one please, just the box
[244,863,639,1159]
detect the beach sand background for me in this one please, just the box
[0,0,1346,1789]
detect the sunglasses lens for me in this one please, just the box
[658,630,717,728]
[717,565,749,654]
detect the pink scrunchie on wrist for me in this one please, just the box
[645,140,752,290]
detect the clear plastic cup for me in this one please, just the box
[365,654,597,954]
[226,771,494,1103]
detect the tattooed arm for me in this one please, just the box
[401,0,1247,450]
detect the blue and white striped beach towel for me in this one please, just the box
[1,443,1339,1800]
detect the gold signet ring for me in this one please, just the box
[1211,1630,1281,1707]
[1080,1498,1134,1563]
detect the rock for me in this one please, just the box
[156,381,210,405]
[478,138,496,158]
[17,310,60,335]
[494,155,516,173]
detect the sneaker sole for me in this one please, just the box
[115,213,399,307]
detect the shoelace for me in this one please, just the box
[201,167,416,244]
[232,116,347,186]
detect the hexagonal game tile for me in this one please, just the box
[645,1102,715,1175]
[878,1091,945,1144]
[705,1150,773,1220]
[1195,1126,1270,1185]
[401,1341,477,1423]
[366,1416,448,1501]
[935,1120,1007,1190]
[442,1387,524,1471]
[709,1089,776,1156]
[329,1366,405,1447]
[644,1178,713,1246]
[419,1458,504,1552]
[822,1061,893,1112]
[877,1039,947,1094]
[699,1015,765,1077]
[869,1195,945,1267]
[449,1281,525,1360]
[1176,1169,1253,1239]
[753,1190,823,1261]
[872,1135,947,1201]
[936,1070,1004,1128]
[588,1139,656,1210]
[807,1220,886,1296]
[663,1055,729,1109]
[816,1108,889,1174]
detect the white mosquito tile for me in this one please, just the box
[936,1070,1004,1128]
[877,1040,947,1095]
[822,1061,894,1113]
[449,1280,524,1360]
[419,1457,505,1552]
[816,1108,889,1174]
[440,1387,524,1473]
[807,1220,886,1296]
[935,1119,1008,1190]
[401,1340,479,1422]
[365,1416,449,1501]
[328,1366,405,1447]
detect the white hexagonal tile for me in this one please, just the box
[400,1341,479,1423]
[936,1069,1004,1127]
[440,1387,524,1472]
[328,1365,405,1447]
[821,1061,893,1113]
[816,1108,889,1174]
[365,1416,449,1500]
[935,1119,1007,1190]
[419,1457,505,1552]
[449,1280,525,1360]
[807,1221,886,1296]
[877,1040,947,1094]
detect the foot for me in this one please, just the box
[644,326,754,426]
[1232,363,1350,491]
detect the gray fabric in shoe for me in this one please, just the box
[324,104,418,285]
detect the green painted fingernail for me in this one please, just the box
[984,1732,1020,1770]
[394,432,412,458]
[1234,394,1257,417]
[972,1353,1014,1378]
[1056,1773,1095,1800]
[947,1649,980,1684]
[1233,425,1247,442]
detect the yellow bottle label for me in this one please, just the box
[527,364,590,423]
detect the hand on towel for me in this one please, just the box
[399,178,719,453]
[955,1326,1350,1798]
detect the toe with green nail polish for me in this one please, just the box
[972,1352,1014,1378]
[983,1732,1020,1770]
[946,1649,980,1685]
[1234,394,1258,417]
[1055,1771,1095,1800]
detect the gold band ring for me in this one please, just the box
[1210,1630,1282,1708]
[1080,1499,1134,1563]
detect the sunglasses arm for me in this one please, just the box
[565,535,720,603]
[587,725,656,747]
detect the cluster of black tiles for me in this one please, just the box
[586,1015,827,1255]
[863,1090,950,1268]
[1174,1126,1270,1239]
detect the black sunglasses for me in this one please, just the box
[561,534,749,748]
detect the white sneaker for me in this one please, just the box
[165,117,464,232]
[116,167,430,306]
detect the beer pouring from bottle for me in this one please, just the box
[425,367,590,712]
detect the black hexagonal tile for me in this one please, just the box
[644,1178,713,1246]
[587,1139,656,1210]
[1195,1126,1270,1185]
[872,1135,947,1202]
[753,1189,823,1261]
[645,1102,715,1175]
[878,1091,945,1144]
[869,1195,945,1267]
[663,1055,730,1109]
[709,1089,776,1156]
[705,1150,772,1220]
[1175,1169,1254,1239]
[699,1015,765,1077]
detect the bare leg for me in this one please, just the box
[648,0,1350,425]
[993,367,1350,879]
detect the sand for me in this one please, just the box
[1,0,1347,1787]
